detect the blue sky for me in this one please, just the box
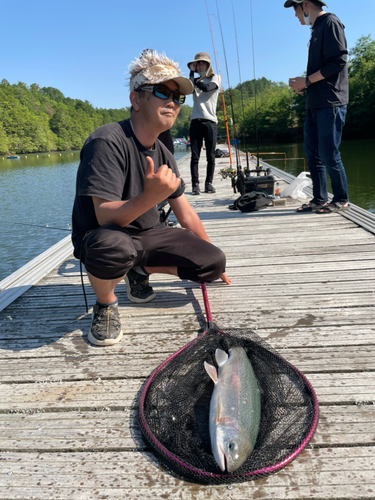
[1,0,374,110]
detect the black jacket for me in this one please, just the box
[306,13,349,109]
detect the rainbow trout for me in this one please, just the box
[204,347,261,472]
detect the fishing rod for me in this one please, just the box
[1,221,71,231]
[214,0,242,184]
[204,0,233,168]
[231,0,249,171]
[249,0,261,169]
[210,17,235,174]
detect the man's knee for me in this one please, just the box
[193,245,226,283]
[205,246,226,281]
[82,226,136,280]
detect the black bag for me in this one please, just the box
[229,191,272,213]
[215,148,227,158]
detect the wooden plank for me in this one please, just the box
[1,307,374,340]
[0,448,375,499]
[1,372,374,411]
[0,324,374,358]
[2,288,375,318]
[0,345,375,383]
[16,270,375,302]
[0,405,374,451]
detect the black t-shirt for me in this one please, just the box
[306,13,349,109]
[72,119,185,257]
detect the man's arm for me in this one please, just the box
[320,19,348,79]
[93,156,180,227]
[169,194,231,284]
[190,70,219,93]
[289,19,347,95]
[194,79,219,92]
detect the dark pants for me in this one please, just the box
[304,106,349,204]
[80,225,226,283]
[190,119,217,186]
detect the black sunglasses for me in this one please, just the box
[137,85,186,105]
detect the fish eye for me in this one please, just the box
[229,442,237,451]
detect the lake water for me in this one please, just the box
[247,139,375,214]
[1,139,374,282]
[0,149,189,282]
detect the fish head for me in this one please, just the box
[214,422,243,473]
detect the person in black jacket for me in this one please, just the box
[285,0,350,214]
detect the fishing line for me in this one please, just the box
[210,16,234,169]
[204,0,219,76]
[249,0,261,168]
[231,0,249,170]
[204,0,233,167]
[214,0,241,177]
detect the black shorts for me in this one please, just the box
[80,225,226,283]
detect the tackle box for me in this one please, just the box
[243,170,275,195]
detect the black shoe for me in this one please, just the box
[205,183,216,193]
[88,303,123,346]
[125,268,156,303]
[192,184,201,195]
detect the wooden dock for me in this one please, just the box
[1,152,375,499]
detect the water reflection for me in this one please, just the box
[246,139,375,213]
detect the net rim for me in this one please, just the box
[138,330,319,480]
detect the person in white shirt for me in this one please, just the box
[187,52,221,195]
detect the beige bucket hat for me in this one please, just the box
[128,50,194,95]
[187,52,215,78]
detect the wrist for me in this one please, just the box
[305,76,311,88]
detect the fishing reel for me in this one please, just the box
[220,167,237,180]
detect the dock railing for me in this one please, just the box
[0,235,73,312]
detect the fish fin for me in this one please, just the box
[215,348,228,367]
[204,361,218,383]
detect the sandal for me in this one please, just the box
[296,202,327,213]
[316,202,350,214]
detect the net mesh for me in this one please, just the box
[138,327,318,484]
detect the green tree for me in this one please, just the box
[40,87,65,103]
[346,35,375,138]
[170,105,192,138]
[0,120,10,154]
[2,41,375,157]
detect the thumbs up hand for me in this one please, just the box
[143,156,181,205]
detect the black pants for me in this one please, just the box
[80,225,226,283]
[189,119,217,186]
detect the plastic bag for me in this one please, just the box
[280,172,312,199]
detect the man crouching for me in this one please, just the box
[72,50,231,346]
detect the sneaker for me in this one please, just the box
[124,268,156,303]
[192,184,201,195]
[88,303,123,346]
[205,183,216,193]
